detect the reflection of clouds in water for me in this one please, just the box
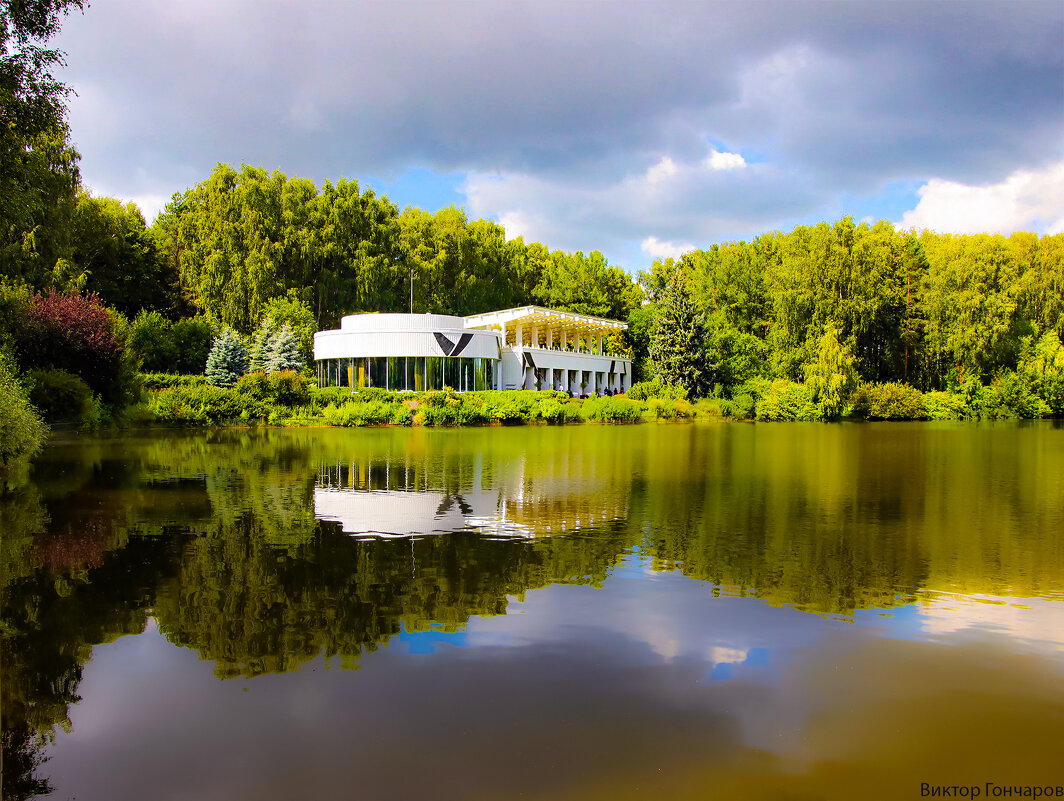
[464,558,826,673]
[52,600,1064,801]
[916,593,1064,651]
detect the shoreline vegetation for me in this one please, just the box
[3,4,1063,473]
[3,212,1063,478]
[136,372,1059,430]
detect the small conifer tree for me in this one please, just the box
[649,278,712,399]
[263,323,304,374]
[205,329,249,387]
[247,319,275,373]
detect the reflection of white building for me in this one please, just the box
[314,454,629,539]
[313,488,529,538]
[313,306,632,395]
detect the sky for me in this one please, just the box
[53,0,1064,273]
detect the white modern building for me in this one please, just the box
[313,306,632,395]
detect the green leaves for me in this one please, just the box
[205,329,249,388]
[649,278,711,400]
[803,324,857,420]
[0,349,47,467]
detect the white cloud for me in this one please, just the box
[705,150,746,171]
[641,236,695,262]
[646,156,678,184]
[52,1,1064,267]
[462,151,819,268]
[899,160,1064,235]
[918,593,1064,652]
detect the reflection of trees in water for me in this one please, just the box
[153,522,634,679]
[3,424,1063,796]
[1,538,170,801]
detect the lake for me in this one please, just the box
[2,421,1062,800]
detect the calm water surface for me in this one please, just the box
[2,421,1062,800]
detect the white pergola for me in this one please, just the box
[464,305,626,356]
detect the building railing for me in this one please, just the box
[510,343,631,359]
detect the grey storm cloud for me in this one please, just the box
[53,0,1064,257]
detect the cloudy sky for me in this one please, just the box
[54,0,1063,271]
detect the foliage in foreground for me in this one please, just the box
[0,351,48,468]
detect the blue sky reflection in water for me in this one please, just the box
[3,422,1062,800]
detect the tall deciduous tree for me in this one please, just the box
[803,323,857,419]
[70,193,178,317]
[1,0,84,288]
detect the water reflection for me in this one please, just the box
[2,423,1063,800]
[314,448,629,538]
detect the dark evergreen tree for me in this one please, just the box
[649,278,712,399]
[205,328,248,387]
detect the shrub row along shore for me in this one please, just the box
[139,372,1057,428]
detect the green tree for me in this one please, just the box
[1,1,84,289]
[128,309,177,373]
[70,193,177,317]
[803,323,857,419]
[534,249,641,321]
[1018,330,1064,415]
[649,278,711,399]
[205,329,248,387]
[170,317,214,374]
[261,291,315,365]
[263,324,303,374]
[247,318,275,373]
[0,347,47,468]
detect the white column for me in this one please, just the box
[547,328,553,349]
[597,335,603,355]
[561,330,568,350]
[532,326,539,348]
[516,323,524,347]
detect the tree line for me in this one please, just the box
[641,220,1064,417]
[3,0,1064,471]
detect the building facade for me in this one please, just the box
[313,306,632,395]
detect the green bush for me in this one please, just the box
[582,395,642,422]
[236,371,270,402]
[147,384,245,425]
[643,397,675,420]
[170,317,214,374]
[562,399,585,423]
[141,372,208,390]
[457,399,489,425]
[995,372,1049,419]
[267,370,309,406]
[852,382,926,420]
[128,310,177,373]
[535,398,565,422]
[673,398,695,418]
[480,391,537,423]
[755,380,817,421]
[390,404,413,426]
[627,379,687,401]
[27,368,93,424]
[922,390,968,420]
[0,351,48,467]
[422,404,459,426]
[421,388,461,409]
